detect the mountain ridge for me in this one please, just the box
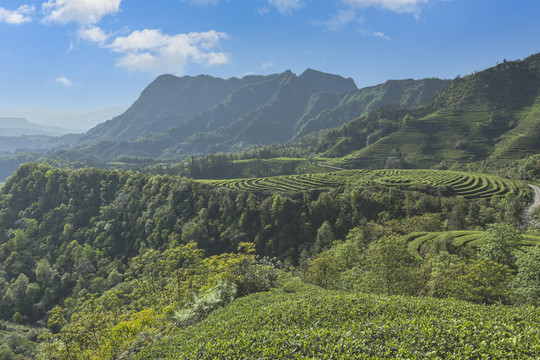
[304,53,540,169]
[63,70,449,161]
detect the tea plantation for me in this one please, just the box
[405,231,540,260]
[136,281,540,359]
[202,169,529,199]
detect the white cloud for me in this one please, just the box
[373,31,391,40]
[77,25,109,44]
[268,0,304,15]
[0,5,35,25]
[256,7,271,15]
[261,61,275,69]
[42,0,121,25]
[318,8,358,31]
[54,76,73,87]
[343,0,428,15]
[108,29,230,74]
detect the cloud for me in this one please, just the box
[261,61,275,70]
[372,31,391,40]
[108,29,230,74]
[77,25,110,44]
[0,5,35,25]
[268,0,304,15]
[42,0,121,25]
[54,76,73,87]
[359,28,392,40]
[256,7,271,15]
[343,0,428,16]
[317,8,358,31]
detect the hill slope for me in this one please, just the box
[82,74,272,142]
[63,72,448,161]
[305,53,540,168]
[136,282,540,359]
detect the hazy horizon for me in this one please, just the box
[0,106,127,132]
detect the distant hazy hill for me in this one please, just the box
[40,107,127,132]
[0,117,70,136]
[0,133,81,153]
[65,70,449,161]
[82,74,275,142]
[307,53,540,168]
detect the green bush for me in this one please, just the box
[173,281,237,327]
[0,347,15,360]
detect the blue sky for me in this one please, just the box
[1,0,539,123]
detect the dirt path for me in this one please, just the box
[316,163,346,171]
[524,184,540,219]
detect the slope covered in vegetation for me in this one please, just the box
[56,72,448,162]
[297,53,540,169]
[137,281,540,359]
[0,162,538,358]
[204,168,529,199]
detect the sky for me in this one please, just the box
[1,0,540,125]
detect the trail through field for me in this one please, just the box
[524,184,540,220]
[316,163,345,171]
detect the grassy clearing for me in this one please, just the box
[334,110,492,168]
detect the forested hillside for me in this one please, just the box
[0,162,538,358]
[3,0,540,357]
[54,71,448,162]
[297,53,540,169]
[2,54,540,359]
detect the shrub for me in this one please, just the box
[173,281,237,328]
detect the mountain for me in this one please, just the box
[82,74,273,142]
[307,53,540,168]
[62,70,449,162]
[292,78,450,140]
[298,68,358,93]
[0,117,71,136]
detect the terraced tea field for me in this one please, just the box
[405,231,540,260]
[200,169,529,200]
[137,282,540,359]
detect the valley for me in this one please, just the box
[1,53,540,359]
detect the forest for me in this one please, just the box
[0,160,539,358]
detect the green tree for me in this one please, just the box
[311,221,334,255]
[35,259,55,287]
[452,259,513,304]
[480,223,522,267]
[513,245,540,305]
[359,234,421,295]
[425,251,465,298]
[306,251,340,290]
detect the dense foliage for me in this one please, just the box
[137,281,540,359]
[0,321,45,360]
[0,158,535,359]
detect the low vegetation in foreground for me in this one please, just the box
[136,281,540,359]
